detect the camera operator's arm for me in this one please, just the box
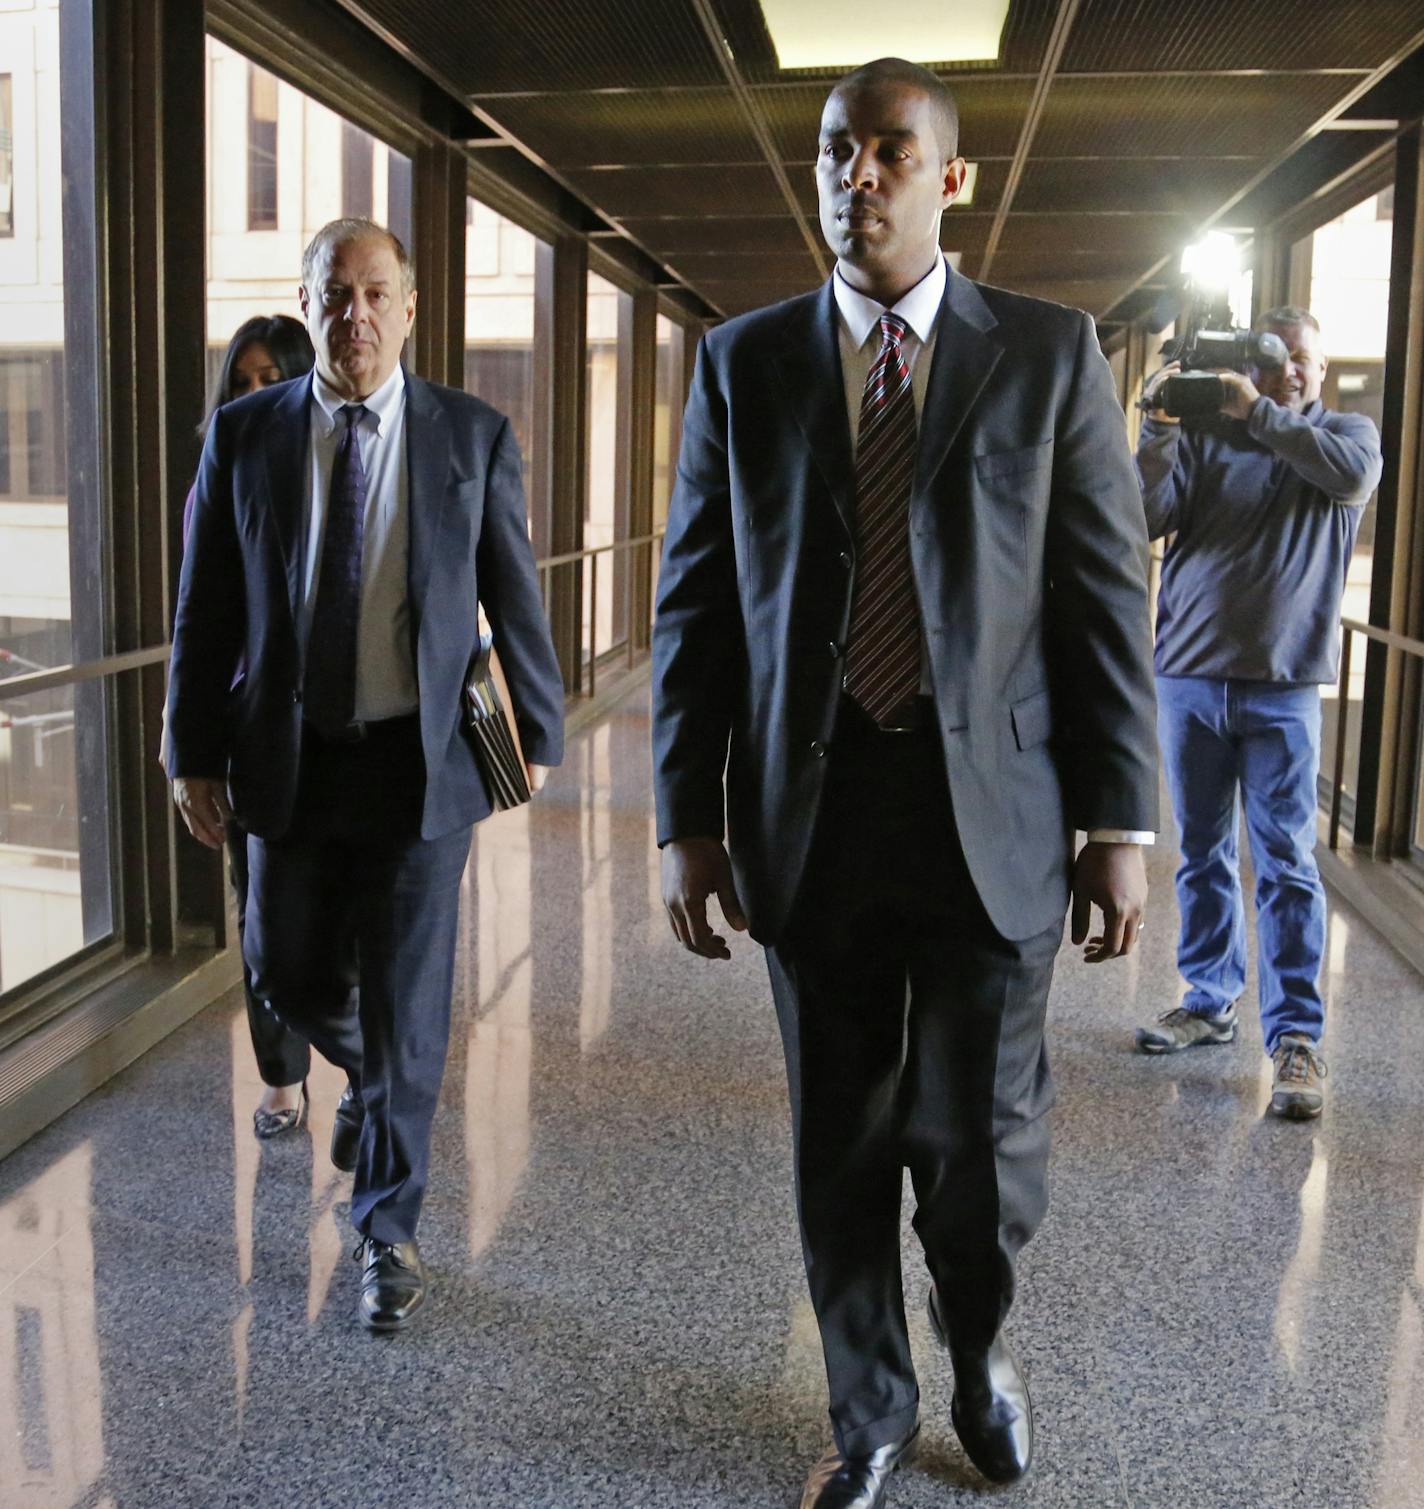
[1135,363,1191,538]
[1244,393,1383,503]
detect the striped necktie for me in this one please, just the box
[842,313,921,727]
[304,402,369,737]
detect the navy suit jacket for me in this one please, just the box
[165,369,563,840]
[651,271,1158,944]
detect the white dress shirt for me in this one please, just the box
[831,256,1151,847]
[300,364,419,723]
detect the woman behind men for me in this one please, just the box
[191,315,318,1138]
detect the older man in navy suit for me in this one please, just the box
[654,60,1157,1503]
[166,218,563,1331]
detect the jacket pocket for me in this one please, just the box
[975,439,1053,481]
[1010,689,1052,750]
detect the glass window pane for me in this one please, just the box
[205,34,414,382]
[0,0,114,999]
[653,314,683,532]
[1306,187,1392,819]
[585,272,629,663]
[463,197,540,476]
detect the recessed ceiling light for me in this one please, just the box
[952,163,979,207]
[761,0,1010,69]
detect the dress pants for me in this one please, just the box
[243,714,473,1244]
[766,701,1061,1459]
[1156,675,1327,1051]
[226,820,311,1090]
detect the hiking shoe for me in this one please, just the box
[1136,1004,1238,1055]
[1270,1035,1327,1120]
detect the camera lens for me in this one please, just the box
[1253,330,1288,369]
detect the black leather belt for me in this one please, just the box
[304,712,419,746]
[835,694,933,739]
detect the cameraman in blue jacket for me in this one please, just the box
[1134,305,1382,1119]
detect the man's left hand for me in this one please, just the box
[527,763,552,795]
[1071,841,1148,963]
[1217,370,1260,420]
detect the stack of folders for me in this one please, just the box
[462,633,532,811]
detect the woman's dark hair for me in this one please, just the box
[199,314,314,438]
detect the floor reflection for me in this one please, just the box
[466,804,534,1261]
[0,1144,103,1508]
[1,690,1424,1506]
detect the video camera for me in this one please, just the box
[1141,232,1287,421]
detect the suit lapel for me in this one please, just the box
[261,374,314,622]
[773,282,856,538]
[915,270,1003,496]
[404,371,452,635]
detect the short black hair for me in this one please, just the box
[829,57,960,160]
[1254,304,1320,335]
[200,314,315,438]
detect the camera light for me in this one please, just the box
[1181,231,1240,292]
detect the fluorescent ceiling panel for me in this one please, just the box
[952,162,979,206]
[760,0,1010,69]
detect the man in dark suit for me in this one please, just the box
[166,218,563,1332]
[653,60,1157,1502]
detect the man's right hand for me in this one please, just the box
[172,776,233,849]
[1141,361,1182,425]
[661,837,747,960]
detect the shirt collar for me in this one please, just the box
[311,362,406,437]
[833,253,948,350]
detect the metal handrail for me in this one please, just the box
[0,533,669,707]
[535,530,666,699]
[1329,617,1424,850]
[0,645,172,703]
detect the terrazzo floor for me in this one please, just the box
[4,690,1424,1508]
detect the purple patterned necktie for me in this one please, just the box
[842,313,922,727]
[304,402,369,737]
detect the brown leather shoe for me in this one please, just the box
[799,1427,919,1509]
[1270,1035,1327,1120]
[355,1238,426,1332]
[928,1288,1033,1483]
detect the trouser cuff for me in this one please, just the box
[833,1395,920,1459]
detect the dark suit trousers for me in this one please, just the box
[226,820,311,1090]
[243,715,472,1245]
[765,700,1061,1458]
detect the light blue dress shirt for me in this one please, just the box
[300,364,419,723]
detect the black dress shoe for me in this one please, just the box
[330,1084,364,1172]
[355,1238,426,1332]
[928,1288,1033,1483]
[799,1425,919,1509]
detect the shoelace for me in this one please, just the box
[1275,1042,1327,1084]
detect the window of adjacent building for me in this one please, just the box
[341,120,373,221]
[0,0,114,1000]
[0,75,13,238]
[246,64,278,231]
[1290,187,1392,828]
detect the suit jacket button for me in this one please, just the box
[810,740,826,757]
[292,688,301,704]
[839,551,853,569]
[828,641,842,659]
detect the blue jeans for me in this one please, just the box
[1156,676,1327,1052]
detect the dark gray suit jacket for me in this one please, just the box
[651,270,1158,944]
[166,370,563,840]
